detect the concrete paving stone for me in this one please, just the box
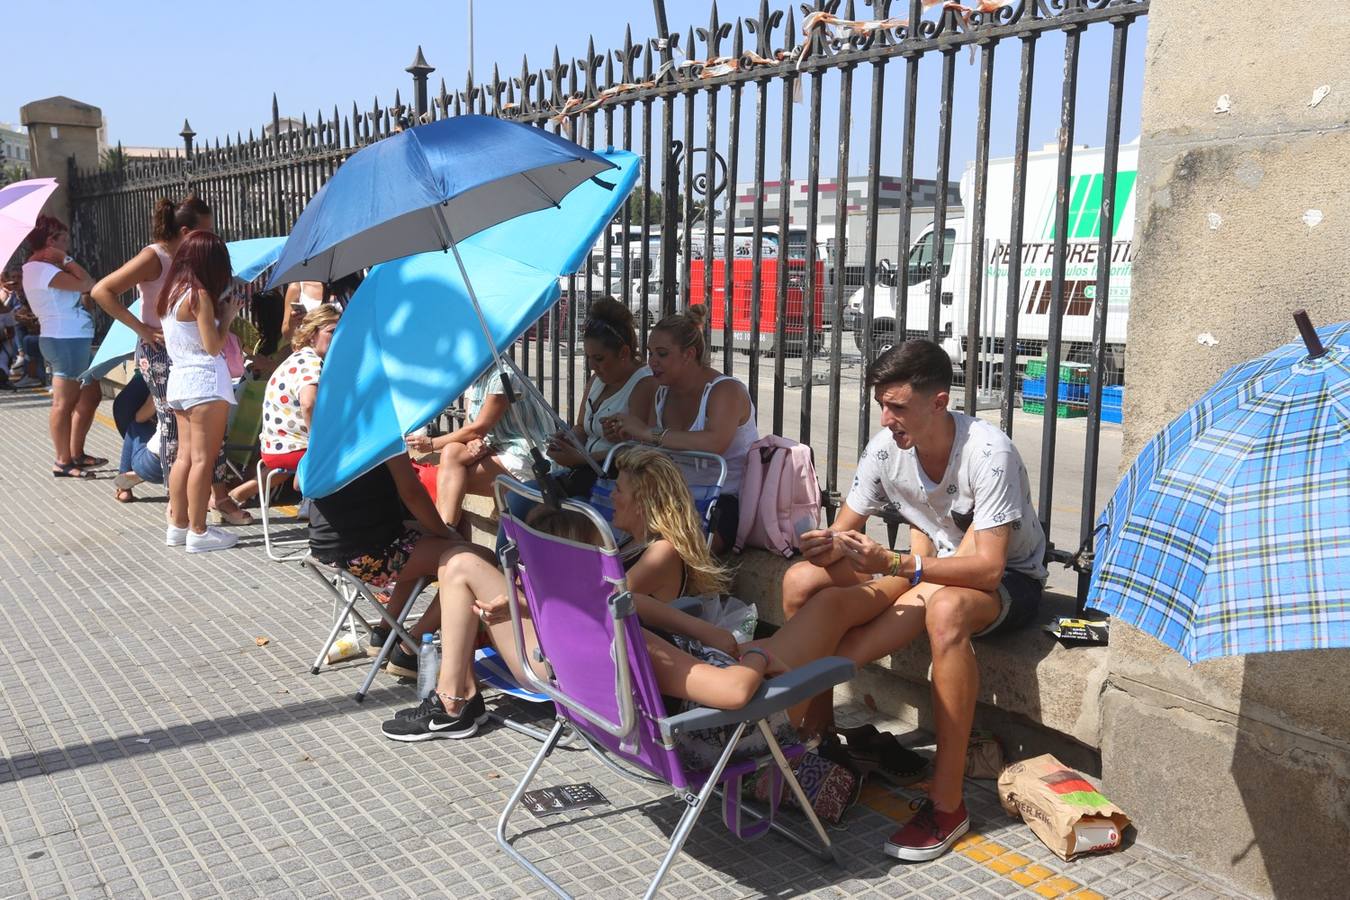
[0,397,1234,900]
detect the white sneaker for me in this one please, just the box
[166,524,188,547]
[186,525,238,554]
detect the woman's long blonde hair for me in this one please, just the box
[618,447,731,596]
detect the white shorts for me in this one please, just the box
[168,394,234,411]
[494,451,533,482]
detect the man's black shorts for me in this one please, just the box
[974,569,1044,638]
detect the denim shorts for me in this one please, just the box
[37,337,92,381]
[974,570,1045,638]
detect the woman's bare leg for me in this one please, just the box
[436,445,513,527]
[69,381,102,460]
[380,535,457,652]
[48,377,78,466]
[434,543,511,713]
[184,402,230,534]
[168,410,192,530]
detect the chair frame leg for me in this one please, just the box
[496,720,751,900]
[354,579,424,702]
[302,562,425,703]
[259,461,306,562]
[309,579,362,675]
[755,720,840,864]
[496,719,571,898]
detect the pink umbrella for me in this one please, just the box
[0,177,60,267]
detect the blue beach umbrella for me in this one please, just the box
[1085,317,1350,662]
[297,149,639,499]
[266,115,616,291]
[80,236,286,384]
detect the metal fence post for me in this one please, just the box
[407,46,435,121]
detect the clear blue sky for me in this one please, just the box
[5,1,1146,181]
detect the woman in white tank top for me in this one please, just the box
[157,232,242,554]
[606,303,757,552]
[90,196,251,523]
[542,297,654,496]
[282,281,327,338]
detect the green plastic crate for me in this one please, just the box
[1024,358,1091,383]
[1022,398,1088,418]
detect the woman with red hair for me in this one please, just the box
[158,231,242,553]
[21,215,101,477]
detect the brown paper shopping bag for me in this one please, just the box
[997,754,1131,861]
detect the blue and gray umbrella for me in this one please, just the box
[1085,316,1349,662]
[262,114,631,499]
[297,150,639,499]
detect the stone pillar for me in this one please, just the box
[19,96,103,225]
[1105,4,1350,897]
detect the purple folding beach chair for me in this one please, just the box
[492,477,854,899]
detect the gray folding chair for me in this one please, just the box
[301,556,431,703]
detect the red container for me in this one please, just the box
[690,256,825,353]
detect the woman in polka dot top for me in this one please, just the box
[259,305,341,473]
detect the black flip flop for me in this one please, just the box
[53,462,96,479]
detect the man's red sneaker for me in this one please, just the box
[883,797,970,862]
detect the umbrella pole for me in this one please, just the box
[440,218,569,509]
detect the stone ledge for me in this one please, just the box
[463,493,1107,764]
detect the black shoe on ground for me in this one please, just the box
[385,643,419,679]
[381,693,487,742]
[366,626,390,658]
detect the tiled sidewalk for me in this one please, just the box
[0,390,1248,898]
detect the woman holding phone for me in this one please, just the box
[159,231,242,553]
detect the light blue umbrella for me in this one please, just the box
[80,236,286,383]
[1085,318,1350,662]
[227,236,289,282]
[297,149,639,499]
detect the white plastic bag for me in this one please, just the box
[689,594,759,646]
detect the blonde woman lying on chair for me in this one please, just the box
[380,448,859,749]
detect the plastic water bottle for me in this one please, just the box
[417,633,440,700]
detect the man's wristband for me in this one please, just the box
[911,554,924,587]
[887,551,901,578]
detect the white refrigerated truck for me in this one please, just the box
[846,140,1138,379]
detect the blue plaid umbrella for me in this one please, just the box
[1085,319,1350,662]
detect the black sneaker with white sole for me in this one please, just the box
[381,693,487,742]
[384,644,419,680]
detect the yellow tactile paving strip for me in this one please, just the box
[859,782,1104,899]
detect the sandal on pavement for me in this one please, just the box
[53,462,96,479]
[210,497,255,526]
[113,472,143,491]
[115,487,136,503]
[73,454,108,469]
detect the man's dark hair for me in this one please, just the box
[864,339,953,394]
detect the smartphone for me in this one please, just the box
[793,514,819,540]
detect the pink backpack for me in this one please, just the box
[734,435,821,557]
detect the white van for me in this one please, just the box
[846,141,1138,379]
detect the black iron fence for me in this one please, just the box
[68,0,1149,603]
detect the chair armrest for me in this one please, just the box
[671,597,703,616]
[663,656,856,736]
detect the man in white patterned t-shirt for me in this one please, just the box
[777,339,1046,864]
